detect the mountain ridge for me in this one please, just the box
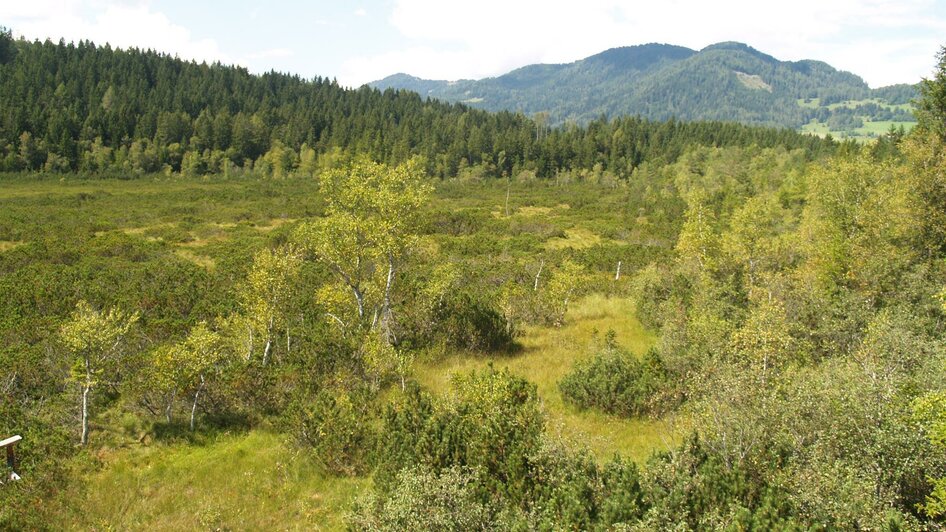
[371,42,917,129]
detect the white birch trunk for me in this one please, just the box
[190,375,205,432]
[381,254,396,343]
[81,383,91,446]
[534,260,545,291]
[81,356,92,445]
[165,393,174,423]
[352,286,365,319]
[262,316,274,366]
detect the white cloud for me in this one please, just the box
[3,0,942,89]
[0,1,306,75]
[1,1,231,64]
[340,0,946,87]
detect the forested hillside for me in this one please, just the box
[0,30,832,179]
[372,41,918,130]
[3,24,946,531]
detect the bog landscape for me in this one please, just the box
[2,16,946,531]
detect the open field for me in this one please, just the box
[801,118,915,141]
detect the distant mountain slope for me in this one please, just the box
[371,42,917,128]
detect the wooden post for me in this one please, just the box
[1,435,22,481]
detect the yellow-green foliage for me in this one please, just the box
[293,158,432,330]
[60,301,139,364]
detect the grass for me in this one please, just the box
[797,97,914,113]
[801,119,915,141]
[800,120,830,136]
[851,120,916,136]
[53,430,368,531]
[0,240,23,252]
[415,293,681,462]
[543,227,604,250]
[173,248,216,269]
[0,174,320,243]
[1,176,684,527]
[796,97,917,141]
[825,97,914,112]
[796,98,821,109]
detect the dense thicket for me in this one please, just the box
[0,32,833,179]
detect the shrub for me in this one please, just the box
[559,331,668,417]
[348,466,497,531]
[374,367,543,500]
[515,441,648,529]
[287,388,374,476]
[435,293,517,352]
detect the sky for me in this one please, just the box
[2,0,945,89]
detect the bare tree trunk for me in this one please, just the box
[81,357,92,445]
[165,393,174,423]
[352,286,365,319]
[326,312,347,333]
[614,261,622,281]
[245,325,254,362]
[81,383,91,446]
[190,375,205,432]
[559,296,571,326]
[380,254,396,343]
[533,260,545,291]
[262,316,274,366]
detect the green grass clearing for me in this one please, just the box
[416,293,680,462]
[825,97,914,111]
[802,119,915,141]
[53,431,367,531]
[0,240,23,252]
[543,227,604,250]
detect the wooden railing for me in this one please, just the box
[0,435,22,482]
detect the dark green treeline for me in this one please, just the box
[0,29,834,178]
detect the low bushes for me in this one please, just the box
[559,330,668,417]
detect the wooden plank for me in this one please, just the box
[0,435,21,448]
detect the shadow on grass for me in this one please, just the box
[151,411,255,445]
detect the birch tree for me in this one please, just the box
[241,244,302,365]
[60,300,139,445]
[294,158,431,342]
[545,259,587,326]
[152,322,227,431]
